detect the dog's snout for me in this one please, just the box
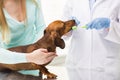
[69,20,75,23]
[66,20,76,27]
[65,20,76,25]
[71,20,77,25]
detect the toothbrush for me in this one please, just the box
[81,25,87,29]
[72,26,77,30]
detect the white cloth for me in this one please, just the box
[89,0,96,9]
[63,0,120,80]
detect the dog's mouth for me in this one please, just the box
[60,20,76,35]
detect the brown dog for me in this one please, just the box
[0,20,75,79]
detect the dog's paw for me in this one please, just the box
[47,73,57,79]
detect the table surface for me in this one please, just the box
[0,71,57,80]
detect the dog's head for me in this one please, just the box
[42,20,75,52]
[44,20,75,37]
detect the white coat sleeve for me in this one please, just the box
[104,8,120,44]
[62,0,73,21]
[0,48,27,64]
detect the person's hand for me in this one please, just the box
[26,48,57,65]
[86,18,110,30]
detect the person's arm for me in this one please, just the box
[104,8,120,44]
[34,0,46,41]
[0,48,57,65]
[0,48,27,64]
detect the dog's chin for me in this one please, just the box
[42,61,51,66]
[60,44,65,49]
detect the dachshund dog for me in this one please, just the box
[0,20,75,79]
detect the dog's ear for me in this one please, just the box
[54,37,65,49]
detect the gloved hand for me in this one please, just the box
[86,18,110,30]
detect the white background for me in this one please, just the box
[41,0,67,25]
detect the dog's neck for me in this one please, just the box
[34,33,56,52]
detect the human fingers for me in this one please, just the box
[46,54,57,62]
[47,52,58,57]
[86,23,92,29]
[38,48,48,53]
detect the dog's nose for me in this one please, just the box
[71,20,76,25]
[68,20,76,23]
[71,20,75,23]
[73,20,75,22]
[72,17,80,25]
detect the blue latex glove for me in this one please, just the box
[86,18,110,30]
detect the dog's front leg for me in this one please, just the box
[38,65,57,79]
